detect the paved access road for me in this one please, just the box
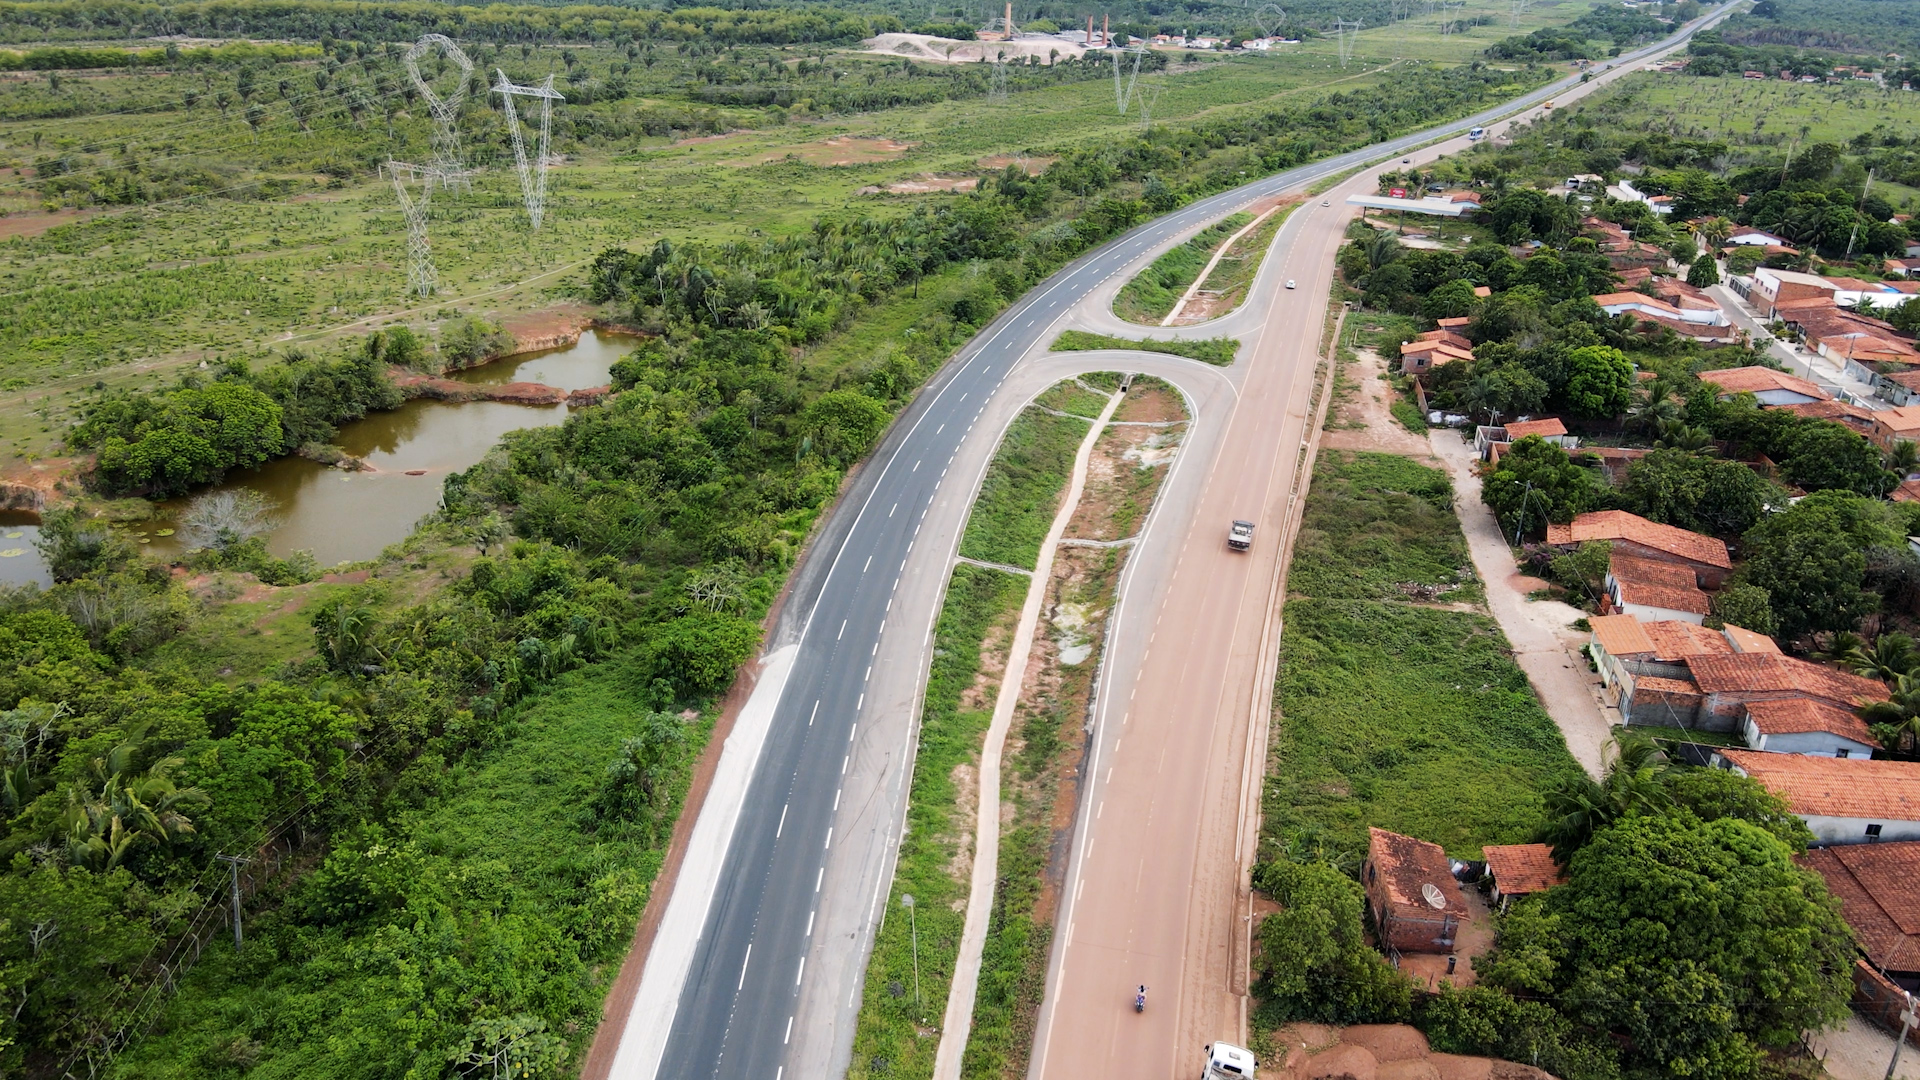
[599,7,1740,1079]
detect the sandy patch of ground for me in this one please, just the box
[499,302,597,354]
[858,173,980,195]
[753,135,917,167]
[1320,349,1435,458]
[1266,1024,1554,1080]
[978,154,1055,174]
[947,760,978,901]
[0,208,97,240]
[1112,379,1186,424]
[961,621,1011,712]
[864,33,1095,64]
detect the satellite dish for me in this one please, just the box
[1422,883,1446,909]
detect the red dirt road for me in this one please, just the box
[1031,192,1348,1080]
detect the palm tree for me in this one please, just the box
[1628,380,1682,433]
[1843,633,1920,682]
[1535,730,1671,862]
[61,728,209,871]
[1859,674,1920,756]
[1653,419,1716,453]
[1810,630,1868,664]
[1695,215,1733,252]
[1886,439,1920,481]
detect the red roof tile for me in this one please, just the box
[1800,843,1920,972]
[1687,654,1885,707]
[1719,750,1920,822]
[1643,620,1733,660]
[1503,418,1568,439]
[1367,827,1469,915]
[1546,510,1731,570]
[1698,366,1831,401]
[1744,697,1879,745]
[1483,843,1567,896]
[1590,614,1655,657]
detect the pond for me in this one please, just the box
[0,509,49,589]
[123,328,635,568]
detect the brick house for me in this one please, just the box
[1605,552,1711,624]
[1741,698,1881,758]
[1687,654,1886,732]
[1799,841,1920,994]
[1362,827,1471,956]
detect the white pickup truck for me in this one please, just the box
[1203,1042,1257,1078]
[1227,520,1255,551]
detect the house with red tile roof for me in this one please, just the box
[1399,338,1474,375]
[1777,399,1878,435]
[1872,405,1920,451]
[1482,844,1566,910]
[1740,698,1880,758]
[1689,654,1886,731]
[1362,828,1472,956]
[1587,613,1788,726]
[1471,417,1574,461]
[1716,750,1920,845]
[1545,510,1732,587]
[1698,366,1831,406]
[1798,842,1920,993]
[1605,552,1711,623]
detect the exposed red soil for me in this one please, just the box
[499,303,597,355]
[0,208,97,240]
[390,372,567,405]
[858,173,980,195]
[978,154,1055,174]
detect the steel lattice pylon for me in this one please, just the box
[387,161,438,296]
[404,34,475,190]
[493,70,565,229]
[1335,19,1363,66]
[1113,46,1144,113]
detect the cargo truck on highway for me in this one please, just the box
[1227,520,1254,550]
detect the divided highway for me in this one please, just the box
[599,8,1742,1078]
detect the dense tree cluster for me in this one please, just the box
[1485,3,1675,61]
[1256,742,1855,1080]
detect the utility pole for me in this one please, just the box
[1845,167,1875,262]
[1886,990,1915,1080]
[215,854,251,950]
[901,893,922,1009]
[1513,480,1533,547]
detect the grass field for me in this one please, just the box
[1589,71,1920,148]
[1267,451,1579,863]
[1188,203,1294,314]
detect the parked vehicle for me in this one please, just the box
[1468,126,1486,140]
[1228,520,1255,550]
[1202,1042,1257,1079]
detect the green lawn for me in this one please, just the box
[958,405,1090,569]
[1050,329,1239,366]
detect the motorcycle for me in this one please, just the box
[1134,985,1147,1013]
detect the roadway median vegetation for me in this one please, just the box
[958,404,1095,570]
[1050,330,1239,367]
[1112,213,1252,324]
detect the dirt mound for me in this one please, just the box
[1263,1026,1559,1080]
[1343,1025,1431,1062]
[857,173,981,195]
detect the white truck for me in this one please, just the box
[1227,520,1255,551]
[1203,1042,1257,1078]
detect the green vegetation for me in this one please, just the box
[1050,329,1239,366]
[1486,2,1672,61]
[959,405,1089,570]
[1187,204,1292,314]
[1033,377,1111,419]
[1269,452,1579,861]
[1113,212,1250,324]
[1290,451,1473,602]
[849,562,1024,1080]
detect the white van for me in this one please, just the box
[1468,126,1486,141]
[1203,1042,1257,1079]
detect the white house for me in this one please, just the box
[1727,228,1789,247]
[1739,698,1881,758]
[1591,291,1727,326]
[1716,750,1920,845]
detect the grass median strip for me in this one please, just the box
[1112,213,1253,324]
[1050,330,1239,367]
[1266,451,1580,864]
[959,407,1092,570]
[1185,204,1295,318]
[850,562,1027,1080]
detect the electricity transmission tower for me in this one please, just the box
[403,34,475,190]
[493,70,565,229]
[1509,0,1533,27]
[1437,1,1466,35]
[989,53,1008,103]
[1252,4,1287,38]
[387,161,439,297]
[1113,46,1145,113]
[1137,81,1164,131]
[1334,19,1362,66]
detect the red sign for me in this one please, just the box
[1389,188,1407,198]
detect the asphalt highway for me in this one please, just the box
[608,8,1742,1078]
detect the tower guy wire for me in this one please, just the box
[403,33,476,191]
[1113,46,1145,113]
[386,160,439,297]
[493,70,565,229]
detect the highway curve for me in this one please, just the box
[596,8,1740,1078]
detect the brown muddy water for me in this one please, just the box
[0,509,48,589]
[127,329,636,567]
